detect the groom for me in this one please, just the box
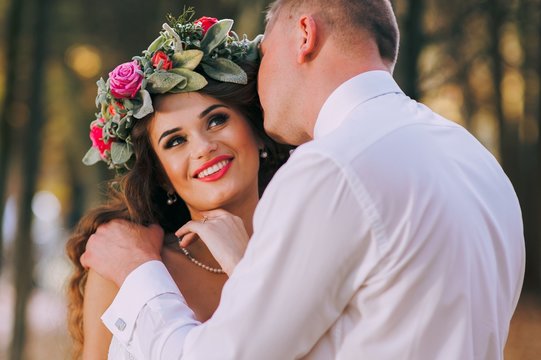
[82,0,525,358]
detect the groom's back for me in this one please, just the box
[302,89,525,359]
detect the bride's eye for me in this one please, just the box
[165,135,186,149]
[208,113,229,129]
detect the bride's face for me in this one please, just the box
[148,92,261,215]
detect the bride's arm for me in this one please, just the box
[82,269,118,360]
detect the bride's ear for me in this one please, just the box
[156,169,174,195]
[152,159,174,191]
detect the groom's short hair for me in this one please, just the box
[267,0,399,66]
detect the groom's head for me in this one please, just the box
[257,0,399,145]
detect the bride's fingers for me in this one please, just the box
[175,220,202,238]
[178,232,199,248]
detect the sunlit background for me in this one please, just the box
[0,0,540,359]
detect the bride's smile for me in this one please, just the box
[193,154,234,181]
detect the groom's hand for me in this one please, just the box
[80,220,164,287]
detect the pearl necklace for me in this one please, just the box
[179,246,225,274]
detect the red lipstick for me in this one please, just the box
[193,154,234,182]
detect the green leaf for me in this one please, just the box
[169,68,208,93]
[110,113,122,124]
[201,58,247,84]
[123,98,134,110]
[147,34,166,54]
[171,50,203,70]
[82,147,102,166]
[133,90,154,119]
[245,34,263,62]
[229,30,240,41]
[95,77,108,107]
[146,71,187,94]
[97,77,107,90]
[116,116,134,140]
[111,142,133,165]
[95,93,107,108]
[200,19,233,54]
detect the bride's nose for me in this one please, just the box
[189,134,218,159]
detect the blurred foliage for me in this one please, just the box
[0,0,539,358]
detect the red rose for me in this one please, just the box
[194,16,218,34]
[108,101,125,116]
[89,118,113,159]
[151,51,173,70]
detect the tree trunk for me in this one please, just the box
[516,0,541,292]
[488,1,520,184]
[399,0,424,100]
[62,68,92,229]
[0,0,25,275]
[9,0,51,357]
[531,0,541,291]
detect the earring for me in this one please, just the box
[166,191,178,205]
[259,148,268,159]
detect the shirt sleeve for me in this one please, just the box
[101,260,201,359]
[103,150,380,359]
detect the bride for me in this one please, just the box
[66,11,290,359]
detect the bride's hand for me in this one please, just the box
[175,209,250,276]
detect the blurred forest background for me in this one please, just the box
[0,0,540,359]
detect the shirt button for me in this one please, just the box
[115,318,127,331]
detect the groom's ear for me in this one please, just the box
[296,15,318,64]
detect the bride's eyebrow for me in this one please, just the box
[199,104,230,118]
[158,127,182,144]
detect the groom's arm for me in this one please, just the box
[99,150,376,359]
[100,261,200,359]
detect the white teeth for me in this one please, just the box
[197,160,230,178]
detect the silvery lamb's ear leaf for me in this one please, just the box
[95,78,108,107]
[111,142,133,165]
[169,68,208,93]
[201,58,247,84]
[82,147,102,166]
[146,72,187,94]
[147,34,166,54]
[200,19,233,54]
[162,23,183,52]
[172,50,204,70]
[245,34,263,62]
[132,90,154,119]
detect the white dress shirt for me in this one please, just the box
[103,71,525,359]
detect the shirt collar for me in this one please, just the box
[313,70,403,139]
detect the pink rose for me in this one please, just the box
[108,60,143,99]
[151,51,173,70]
[89,118,113,158]
[194,16,218,34]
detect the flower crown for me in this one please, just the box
[83,8,262,171]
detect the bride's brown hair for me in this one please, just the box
[65,61,290,358]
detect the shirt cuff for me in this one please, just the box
[101,260,181,345]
